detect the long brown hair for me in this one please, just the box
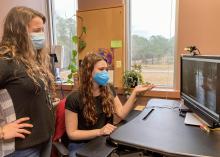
[80,53,114,125]
[0,6,54,94]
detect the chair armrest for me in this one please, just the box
[53,141,69,156]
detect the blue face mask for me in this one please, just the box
[93,70,109,86]
[30,32,45,50]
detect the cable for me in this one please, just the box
[60,80,64,99]
[210,128,220,131]
[200,125,220,133]
[147,106,179,110]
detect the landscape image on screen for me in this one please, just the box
[182,59,217,112]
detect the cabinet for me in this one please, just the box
[77,6,124,87]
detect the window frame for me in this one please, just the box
[48,0,78,67]
[47,0,55,46]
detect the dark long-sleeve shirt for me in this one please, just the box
[0,58,54,150]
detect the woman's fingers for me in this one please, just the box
[100,123,117,136]
[18,123,33,128]
[105,123,116,130]
[14,117,33,130]
[142,84,155,89]
[17,129,31,135]
[15,133,25,139]
[108,124,117,130]
[142,84,150,87]
[104,124,117,134]
[13,128,32,139]
[138,84,155,92]
[15,117,30,124]
[105,126,114,133]
[149,84,155,88]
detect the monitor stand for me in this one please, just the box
[179,100,190,112]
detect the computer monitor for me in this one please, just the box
[181,55,220,128]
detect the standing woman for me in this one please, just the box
[65,53,154,157]
[0,7,55,157]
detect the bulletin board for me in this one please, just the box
[77,6,124,87]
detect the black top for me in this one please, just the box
[0,58,54,150]
[65,84,116,143]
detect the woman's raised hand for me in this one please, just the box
[133,84,155,94]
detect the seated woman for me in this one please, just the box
[65,53,154,157]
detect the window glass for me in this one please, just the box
[52,0,77,69]
[129,0,176,87]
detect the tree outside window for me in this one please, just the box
[52,0,77,69]
[129,0,176,87]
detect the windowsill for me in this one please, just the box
[55,83,74,91]
[145,87,180,99]
[116,87,180,99]
[55,83,180,99]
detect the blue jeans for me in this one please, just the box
[68,142,85,157]
[6,138,52,157]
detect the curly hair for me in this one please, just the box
[79,53,114,125]
[0,6,55,94]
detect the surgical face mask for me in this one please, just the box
[93,70,109,86]
[30,32,45,50]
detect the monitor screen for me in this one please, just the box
[181,55,220,127]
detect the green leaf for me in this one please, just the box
[72,50,77,57]
[68,65,71,70]
[67,79,73,84]
[79,40,86,52]
[68,22,86,77]
[68,73,72,79]
[71,66,77,73]
[122,67,144,89]
[68,64,74,70]
[82,26,87,34]
[72,36,78,44]
[71,60,76,64]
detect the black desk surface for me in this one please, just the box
[110,99,220,157]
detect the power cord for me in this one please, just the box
[147,106,179,110]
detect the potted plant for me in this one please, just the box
[67,16,87,84]
[122,64,144,96]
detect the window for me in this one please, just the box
[50,0,77,69]
[127,0,176,87]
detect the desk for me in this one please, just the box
[110,99,220,157]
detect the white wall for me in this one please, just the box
[175,0,220,90]
[0,0,48,40]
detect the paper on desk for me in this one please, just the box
[184,112,210,127]
[134,105,145,111]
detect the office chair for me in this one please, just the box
[52,98,69,157]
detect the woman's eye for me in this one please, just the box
[33,28,44,33]
[98,67,108,71]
